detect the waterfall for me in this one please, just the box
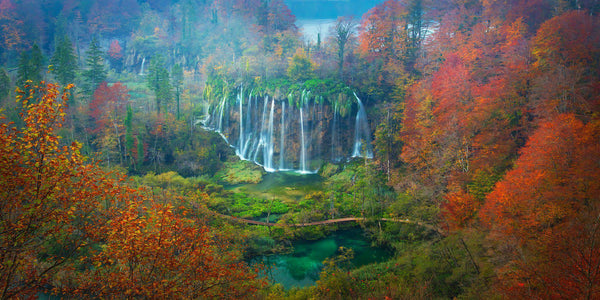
[139,57,146,75]
[264,97,276,171]
[204,87,373,174]
[299,106,308,173]
[217,96,226,133]
[238,87,244,157]
[279,101,286,170]
[352,93,374,158]
[331,103,339,161]
[253,95,269,162]
[244,91,253,157]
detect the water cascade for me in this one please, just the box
[280,101,286,170]
[299,106,308,173]
[352,93,374,158]
[204,87,374,173]
[265,97,276,171]
[139,57,146,75]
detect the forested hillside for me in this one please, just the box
[1,0,599,298]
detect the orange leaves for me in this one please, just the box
[358,0,407,61]
[441,190,479,231]
[531,11,600,117]
[480,114,600,298]
[73,200,262,298]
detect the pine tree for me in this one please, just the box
[17,44,44,88]
[171,64,183,119]
[51,35,78,86]
[0,68,10,102]
[82,37,107,96]
[146,55,171,115]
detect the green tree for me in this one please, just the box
[0,68,10,102]
[147,54,171,114]
[17,44,44,88]
[82,37,107,96]
[125,104,136,169]
[51,35,78,86]
[171,63,183,120]
[287,48,314,82]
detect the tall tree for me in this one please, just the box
[147,54,171,115]
[82,37,107,96]
[171,63,183,120]
[332,16,355,78]
[0,82,113,298]
[50,35,78,86]
[0,67,9,102]
[16,43,44,88]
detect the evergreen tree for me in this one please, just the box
[82,37,107,96]
[17,44,44,88]
[51,35,78,86]
[171,64,183,119]
[125,104,135,169]
[0,68,10,102]
[147,55,171,114]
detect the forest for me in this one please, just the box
[0,0,599,298]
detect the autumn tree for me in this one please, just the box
[0,82,124,298]
[87,82,130,166]
[72,201,264,298]
[530,10,600,118]
[480,114,600,299]
[0,82,264,298]
[0,0,26,64]
[107,39,123,72]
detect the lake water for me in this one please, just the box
[255,227,392,289]
[287,0,385,42]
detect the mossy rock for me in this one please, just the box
[215,159,265,184]
[319,163,340,178]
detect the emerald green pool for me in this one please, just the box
[256,228,393,289]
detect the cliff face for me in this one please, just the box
[204,87,373,173]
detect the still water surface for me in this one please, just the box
[256,228,392,289]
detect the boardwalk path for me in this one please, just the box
[206,209,444,235]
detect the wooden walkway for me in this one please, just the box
[206,210,444,234]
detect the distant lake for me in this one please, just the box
[286,0,385,42]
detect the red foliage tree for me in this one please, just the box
[530,10,600,118]
[87,82,130,165]
[480,114,600,298]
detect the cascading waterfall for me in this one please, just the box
[139,57,146,75]
[279,101,286,170]
[203,87,374,174]
[299,106,307,173]
[265,97,276,171]
[253,96,270,162]
[352,93,374,158]
[238,86,244,156]
[331,102,339,161]
[217,96,226,133]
